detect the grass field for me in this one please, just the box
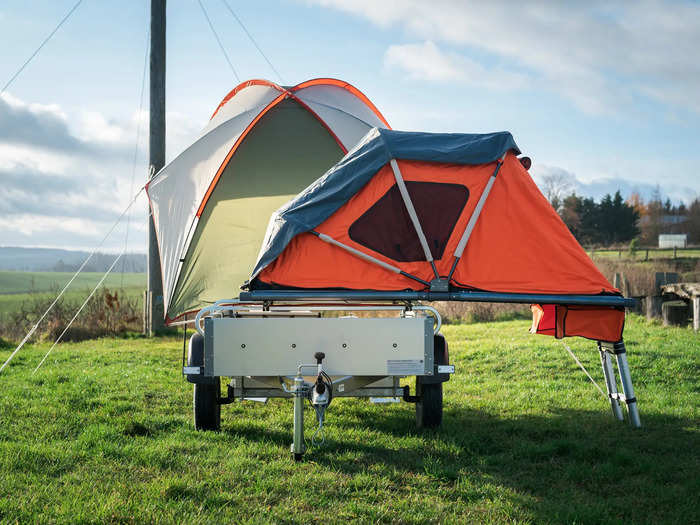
[0,271,146,319]
[589,248,700,260]
[0,271,146,295]
[0,316,698,523]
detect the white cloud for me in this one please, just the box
[0,90,205,251]
[310,0,700,115]
[77,111,131,145]
[0,215,102,237]
[0,93,159,251]
[384,41,529,89]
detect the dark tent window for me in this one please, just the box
[348,181,469,262]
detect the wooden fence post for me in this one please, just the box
[613,273,622,290]
[693,297,699,333]
[646,296,662,319]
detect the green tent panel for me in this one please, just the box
[146,79,390,321]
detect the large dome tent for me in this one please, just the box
[146,78,389,321]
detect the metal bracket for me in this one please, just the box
[217,383,235,405]
[430,278,449,292]
[402,385,420,403]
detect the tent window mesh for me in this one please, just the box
[348,181,469,262]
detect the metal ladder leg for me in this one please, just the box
[598,342,624,421]
[613,340,641,428]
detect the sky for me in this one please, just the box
[1,0,699,253]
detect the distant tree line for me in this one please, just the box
[540,174,700,246]
[557,191,640,245]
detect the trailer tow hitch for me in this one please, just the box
[290,352,333,461]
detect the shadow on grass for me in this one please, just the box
[224,405,700,523]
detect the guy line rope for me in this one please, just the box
[1,0,84,95]
[0,187,147,375]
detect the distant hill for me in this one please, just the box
[0,247,146,273]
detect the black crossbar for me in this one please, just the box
[239,290,636,307]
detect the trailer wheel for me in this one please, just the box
[416,377,442,429]
[193,378,220,431]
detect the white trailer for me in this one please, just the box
[183,290,639,461]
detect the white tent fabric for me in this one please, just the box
[146,79,389,319]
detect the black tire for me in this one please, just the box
[193,378,221,431]
[416,377,443,429]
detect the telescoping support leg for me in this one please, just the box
[599,340,641,428]
[291,373,306,461]
[613,341,641,428]
[598,342,624,422]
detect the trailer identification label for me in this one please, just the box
[387,359,424,375]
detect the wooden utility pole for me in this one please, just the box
[147,0,166,335]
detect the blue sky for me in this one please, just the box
[1,0,699,252]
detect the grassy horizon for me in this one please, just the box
[0,316,698,523]
[0,271,146,296]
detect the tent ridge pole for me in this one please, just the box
[447,156,505,283]
[389,158,438,279]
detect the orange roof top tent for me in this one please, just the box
[241,128,639,426]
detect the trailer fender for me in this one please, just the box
[186,333,219,385]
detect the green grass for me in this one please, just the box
[0,316,698,523]
[0,271,146,295]
[0,271,146,319]
[0,288,145,318]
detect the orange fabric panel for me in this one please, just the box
[532,304,624,342]
[530,304,553,335]
[452,154,617,295]
[260,160,495,289]
[260,154,617,296]
[560,305,625,342]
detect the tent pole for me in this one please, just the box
[598,342,624,421]
[147,0,166,335]
[389,159,439,280]
[311,231,430,287]
[599,340,641,427]
[612,341,641,428]
[447,156,505,283]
